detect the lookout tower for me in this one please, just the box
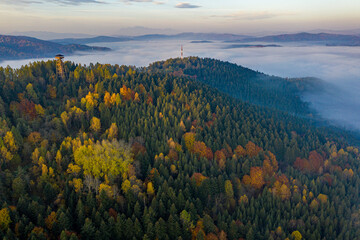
[181,45,183,59]
[55,54,65,81]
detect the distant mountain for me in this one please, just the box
[307,28,360,35]
[237,32,360,46]
[0,35,110,61]
[51,36,133,45]
[174,32,250,41]
[9,31,95,40]
[190,40,213,43]
[326,41,360,46]
[50,32,360,46]
[116,26,178,36]
[224,44,281,49]
[51,32,250,44]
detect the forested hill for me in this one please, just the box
[0,35,110,61]
[0,59,359,239]
[147,57,317,116]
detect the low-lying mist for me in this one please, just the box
[1,40,360,132]
[229,45,360,132]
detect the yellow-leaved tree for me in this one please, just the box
[74,139,133,180]
[183,132,195,152]
[147,182,155,196]
[291,230,302,240]
[90,117,101,133]
[45,212,57,230]
[106,123,118,140]
[4,131,18,153]
[224,180,234,200]
[0,208,11,231]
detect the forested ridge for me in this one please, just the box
[147,57,315,115]
[0,35,110,61]
[0,58,359,240]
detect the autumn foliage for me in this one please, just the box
[245,141,262,157]
[192,173,208,186]
[294,150,325,174]
[0,208,11,231]
[131,141,146,156]
[271,175,291,200]
[234,145,246,158]
[120,85,134,101]
[183,132,214,161]
[74,139,133,179]
[193,141,213,160]
[12,99,37,120]
[214,150,226,170]
[242,167,265,189]
[183,132,195,151]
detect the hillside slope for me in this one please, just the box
[0,35,110,60]
[147,57,319,116]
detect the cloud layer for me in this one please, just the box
[0,0,104,5]
[55,0,103,5]
[123,0,166,5]
[122,0,153,2]
[211,11,291,21]
[175,2,200,8]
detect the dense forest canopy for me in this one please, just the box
[0,57,359,240]
[147,57,317,115]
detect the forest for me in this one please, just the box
[147,57,316,115]
[0,57,359,240]
[0,35,110,61]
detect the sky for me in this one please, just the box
[0,0,360,35]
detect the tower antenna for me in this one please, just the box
[181,45,184,59]
[55,54,65,81]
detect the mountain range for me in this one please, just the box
[50,33,250,45]
[50,32,360,47]
[235,32,360,45]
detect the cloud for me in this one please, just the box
[0,0,42,4]
[211,11,291,21]
[123,0,153,2]
[121,0,165,5]
[0,0,167,6]
[153,1,165,4]
[175,2,200,9]
[54,0,104,5]
[0,0,104,5]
